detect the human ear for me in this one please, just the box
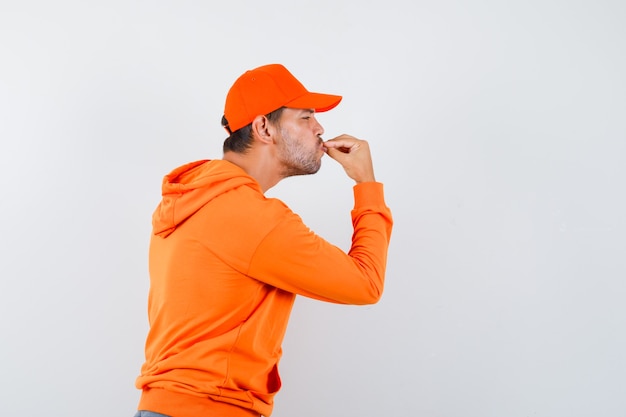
[251,115,274,144]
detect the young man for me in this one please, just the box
[134,64,393,417]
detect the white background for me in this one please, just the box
[1,1,625,416]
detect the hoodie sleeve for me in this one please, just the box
[247,182,393,305]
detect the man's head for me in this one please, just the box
[221,65,342,189]
[221,64,341,137]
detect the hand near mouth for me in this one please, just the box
[324,135,376,184]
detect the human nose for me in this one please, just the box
[313,115,324,137]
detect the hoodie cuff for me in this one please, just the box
[353,182,386,209]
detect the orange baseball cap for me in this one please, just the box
[222,64,342,133]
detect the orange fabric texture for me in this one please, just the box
[136,159,393,416]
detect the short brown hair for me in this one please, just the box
[222,107,285,154]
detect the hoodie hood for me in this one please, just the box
[152,159,260,237]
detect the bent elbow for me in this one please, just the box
[354,283,384,305]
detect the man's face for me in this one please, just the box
[274,108,326,177]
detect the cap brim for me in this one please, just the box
[286,92,342,113]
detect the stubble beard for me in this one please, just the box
[278,128,323,178]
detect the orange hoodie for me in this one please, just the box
[136,159,393,417]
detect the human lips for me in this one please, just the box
[318,138,326,151]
